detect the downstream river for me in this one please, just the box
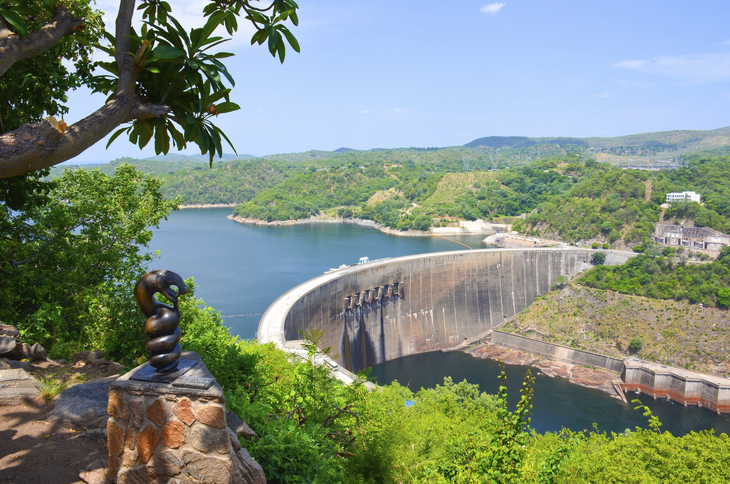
[149,208,730,436]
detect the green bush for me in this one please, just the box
[629,337,643,354]
[0,164,177,358]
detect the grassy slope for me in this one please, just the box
[503,284,730,376]
[421,172,500,207]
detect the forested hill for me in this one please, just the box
[514,155,730,244]
[231,151,730,246]
[51,158,304,205]
[465,126,730,151]
[50,136,730,246]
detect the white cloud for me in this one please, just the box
[723,40,730,46]
[593,92,614,98]
[359,110,369,114]
[614,53,730,83]
[481,3,505,15]
[393,108,408,113]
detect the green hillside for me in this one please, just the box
[47,127,730,240]
[516,154,730,243]
[260,149,340,162]
[156,160,300,205]
[466,126,730,151]
[50,157,302,206]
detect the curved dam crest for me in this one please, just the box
[259,248,630,373]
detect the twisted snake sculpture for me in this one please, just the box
[134,270,188,373]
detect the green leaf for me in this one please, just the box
[277,40,286,63]
[281,27,300,53]
[217,64,235,87]
[207,125,223,158]
[167,121,186,148]
[106,127,129,149]
[0,7,28,37]
[214,102,239,114]
[196,123,209,153]
[153,44,185,59]
[202,88,232,106]
[200,64,222,84]
[154,123,170,155]
[268,29,281,57]
[167,16,192,51]
[137,122,154,148]
[250,29,267,46]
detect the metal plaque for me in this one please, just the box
[172,375,215,390]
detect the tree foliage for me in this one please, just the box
[579,253,730,308]
[179,319,730,484]
[591,252,606,265]
[0,0,300,179]
[0,164,177,356]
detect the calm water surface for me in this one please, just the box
[149,208,488,338]
[149,208,730,436]
[370,351,730,435]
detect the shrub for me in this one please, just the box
[0,164,177,358]
[629,337,643,354]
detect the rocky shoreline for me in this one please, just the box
[178,203,238,209]
[464,342,625,401]
[228,214,433,237]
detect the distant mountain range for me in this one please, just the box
[464,126,730,151]
[70,126,730,166]
[145,153,258,163]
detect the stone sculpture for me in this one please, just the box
[134,270,188,373]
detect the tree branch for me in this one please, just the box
[0,94,170,179]
[0,0,177,179]
[0,5,85,77]
[115,0,138,94]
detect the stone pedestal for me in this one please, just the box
[106,351,265,484]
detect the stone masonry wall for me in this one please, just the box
[106,353,265,484]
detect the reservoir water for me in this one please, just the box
[149,208,730,436]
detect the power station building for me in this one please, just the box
[653,224,729,251]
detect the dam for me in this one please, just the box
[257,246,730,414]
[258,248,628,372]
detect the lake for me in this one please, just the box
[149,208,730,435]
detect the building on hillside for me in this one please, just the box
[665,191,701,204]
[653,224,730,250]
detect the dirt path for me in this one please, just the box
[0,400,107,484]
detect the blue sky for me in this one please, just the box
[65,0,730,163]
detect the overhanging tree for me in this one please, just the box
[0,0,300,179]
[0,0,300,356]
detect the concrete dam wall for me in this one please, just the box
[257,247,730,413]
[259,248,622,373]
[490,331,626,373]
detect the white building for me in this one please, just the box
[665,191,701,204]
